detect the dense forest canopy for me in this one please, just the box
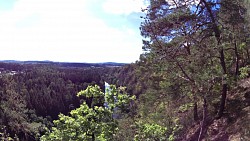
[0,0,250,140]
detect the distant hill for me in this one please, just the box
[0,60,127,68]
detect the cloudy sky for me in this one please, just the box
[0,0,147,63]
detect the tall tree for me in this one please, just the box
[140,0,249,120]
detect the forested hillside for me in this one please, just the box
[1,0,250,141]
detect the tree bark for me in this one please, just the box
[217,49,228,118]
[92,133,95,141]
[234,39,239,78]
[217,83,227,118]
[198,98,207,141]
[193,102,199,122]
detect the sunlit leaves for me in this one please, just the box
[134,121,168,141]
[41,85,135,141]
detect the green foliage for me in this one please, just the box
[41,85,135,141]
[137,0,250,139]
[0,126,18,141]
[0,75,47,140]
[134,122,167,141]
[239,66,250,79]
[0,63,118,140]
[133,118,181,141]
[0,0,250,140]
[178,103,194,113]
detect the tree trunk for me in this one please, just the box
[246,48,250,62]
[193,102,199,122]
[234,39,239,78]
[217,83,227,118]
[217,49,228,118]
[92,133,95,141]
[198,98,207,141]
[202,0,228,118]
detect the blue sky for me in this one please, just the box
[0,0,148,63]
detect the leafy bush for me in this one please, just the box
[41,85,135,141]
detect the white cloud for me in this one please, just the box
[0,0,143,63]
[102,0,147,15]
